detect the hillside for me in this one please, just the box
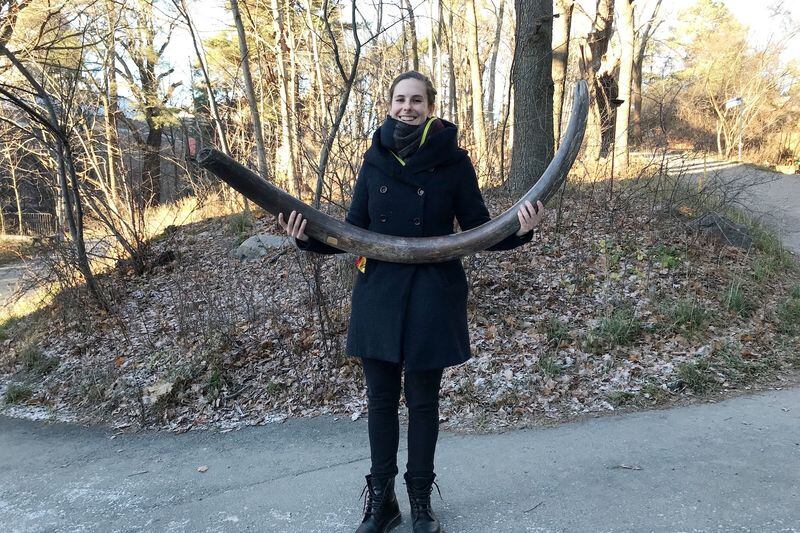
[1,182,799,433]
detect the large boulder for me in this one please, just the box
[232,234,289,260]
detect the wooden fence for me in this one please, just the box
[0,212,58,237]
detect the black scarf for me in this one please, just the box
[380,115,430,159]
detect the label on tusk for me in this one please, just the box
[325,236,339,245]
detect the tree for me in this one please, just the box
[229,0,269,184]
[580,0,615,159]
[613,0,635,172]
[552,0,574,145]
[115,0,182,205]
[466,0,488,181]
[631,0,661,143]
[508,0,554,195]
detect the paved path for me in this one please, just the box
[656,153,800,255]
[2,387,799,532]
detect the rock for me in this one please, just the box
[142,381,174,406]
[689,212,753,249]
[231,234,289,259]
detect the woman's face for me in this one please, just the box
[389,78,434,126]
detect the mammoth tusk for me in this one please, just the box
[198,80,589,264]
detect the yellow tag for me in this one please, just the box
[355,256,366,273]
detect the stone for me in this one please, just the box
[231,234,289,259]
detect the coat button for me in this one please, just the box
[413,217,421,225]
[417,188,424,196]
[379,185,388,193]
[380,214,387,222]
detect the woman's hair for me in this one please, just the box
[388,71,437,106]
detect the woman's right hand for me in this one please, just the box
[278,210,309,241]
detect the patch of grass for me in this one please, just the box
[18,343,59,376]
[609,381,669,408]
[586,307,641,353]
[537,353,562,378]
[607,390,636,407]
[4,384,33,404]
[723,281,756,318]
[790,284,800,300]
[598,238,624,270]
[227,212,254,244]
[264,380,284,396]
[750,226,797,275]
[713,342,776,384]
[775,293,800,335]
[204,366,230,398]
[0,238,35,267]
[652,244,681,269]
[664,298,709,334]
[752,255,780,282]
[640,382,668,403]
[676,360,719,394]
[539,316,570,345]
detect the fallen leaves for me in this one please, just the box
[1,190,798,434]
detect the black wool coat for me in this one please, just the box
[297,119,533,371]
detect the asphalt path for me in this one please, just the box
[1,387,799,532]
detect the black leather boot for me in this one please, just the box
[355,474,402,533]
[404,472,442,533]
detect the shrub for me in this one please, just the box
[724,281,755,318]
[4,384,33,404]
[676,360,718,394]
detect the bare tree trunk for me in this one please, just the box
[613,0,635,173]
[552,0,574,145]
[230,0,270,183]
[508,0,554,195]
[466,0,488,181]
[428,0,435,74]
[286,0,300,197]
[486,0,506,126]
[3,144,24,234]
[581,0,615,160]
[304,0,327,130]
[632,0,662,144]
[445,5,458,122]
[103,0,119,197]
[403,0,419,71]
[271,0,297,196]
[435,0,444,102]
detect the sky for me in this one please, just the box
[160,0,800,107]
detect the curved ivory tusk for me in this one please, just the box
[198,80,589,263]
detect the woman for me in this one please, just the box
[279,71,543,533]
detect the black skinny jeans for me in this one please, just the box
[362,358,444,479]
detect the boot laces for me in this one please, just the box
[359,482,387,517]
[408,479,443,512]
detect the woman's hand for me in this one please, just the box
[278,210,309,241]
[515,200,545,236]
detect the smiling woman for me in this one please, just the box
[274,70,546,533]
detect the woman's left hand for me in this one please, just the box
[516,200,545,236]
